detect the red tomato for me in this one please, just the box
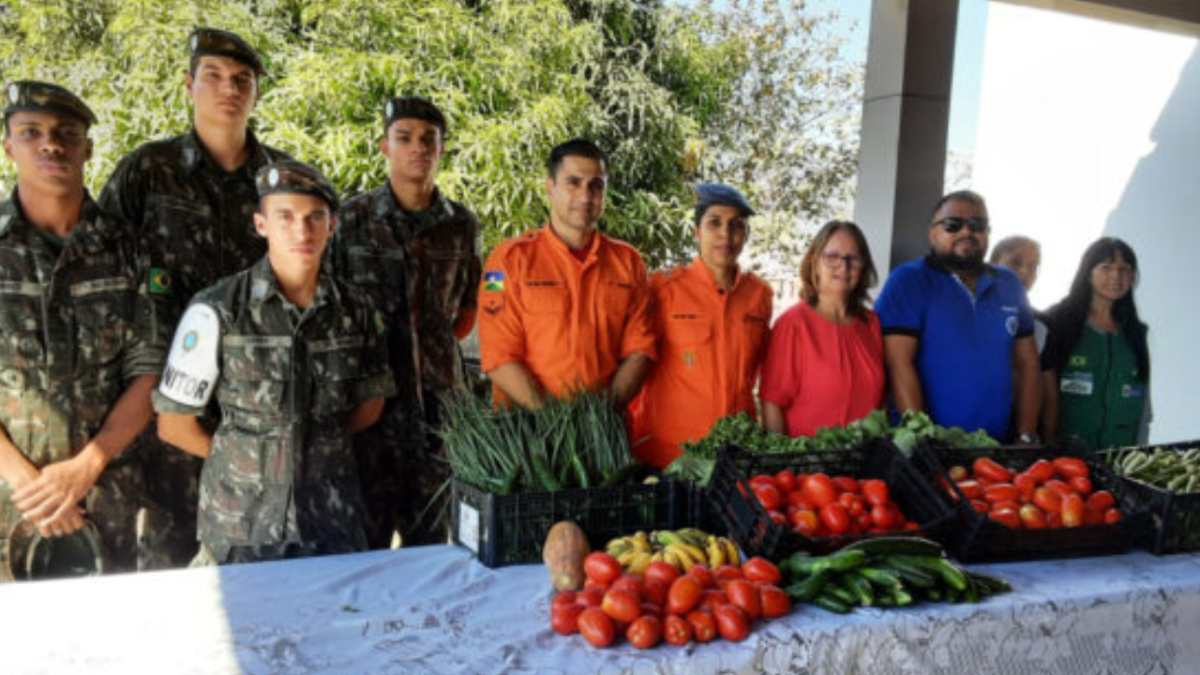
[640,602,663,620]
[988,505,1021,529]
[1061,493,1085,528]
[713,604,750,642]
[948,465,970,482]
[626,615,662,649]
[686,609,717,642]
[611,575,643,601]
[725,579,761,619]
[1104,508,1123,524]
[832,476,860,494]
[1086,490,1116,512]
[759,584,792,618]
[687,564,716,588]
[1070,476,1093,495]
[578,607,616,647]
[856,510,875,532]
[870,503,896,530]
[775,470,798,494]
[819,502,851,535]
[1045,479,1075,499]
[644,561,681,589]
[601,589,642,623]
[990,500,1022,513]
[974,457,1014,483]
[790,509,820,535]
[642,579,667,607]
[583,552,622,585]
[1083,506,1106,526]
[838,492,866,517]
[1013,472,1037,501]
[1024,459,1055,483]
[983,483,1021,504]
[551,602,585,635]
[748,475,778,491]
[1053,457,1090,481]
[741,557,782,584]
[1018,504,1047,529]
[700,589,728,611]
[768,509,786,525]
[1033,486,1063,513]
[576,589,604,607]
[663,614,693,646]
[956,480,984,500]
[667,575,704,615]
[860,479,890,507]
[1047,511,1063,528]
[713,565,743,582]
[552,591,577,610]
[803,474,839,508]
[970,499,990,514]
[752,483,782,512]
[787,490,817,511]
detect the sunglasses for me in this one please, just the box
[934,217,990,234]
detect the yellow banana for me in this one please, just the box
[678,528,710,547]
[630,536,652,554]
[662,547,684,571]
[628,551,653,576]
[705,535,726,568]
[617,548,640,568]
[675,542,708,567]
[666,544,698,572]
[606,537,633,558]
[650,551,665,564]
[720,537,741,566]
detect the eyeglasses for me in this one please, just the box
[934,217,990,234]
[820,252,864,270]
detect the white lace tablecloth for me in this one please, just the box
[3,545,1199,675]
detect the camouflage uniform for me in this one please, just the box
[153,256,395,563]
[332,186,480,546]
[0,192,163,579]
[99,128,291,569]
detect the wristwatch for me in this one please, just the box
[1016,432,1041,445]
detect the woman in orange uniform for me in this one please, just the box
[630,184,773,469]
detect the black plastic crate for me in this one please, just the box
[681,481,728,535]
[708,438,956,561]
[1100,440,1200,554]
[914,443,1149,562]
[450,477,683,567]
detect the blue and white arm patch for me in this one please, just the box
[159,303,221,407]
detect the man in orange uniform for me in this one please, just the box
[479,139,655,409]
[630,184,773,468]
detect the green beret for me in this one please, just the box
[4,81,96,127]
[189,28,266,77]
[255,160,340,212]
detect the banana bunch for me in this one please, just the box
[605,528,740,574]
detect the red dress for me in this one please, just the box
[759,302,885,438]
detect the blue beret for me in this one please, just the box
[694,183,755,223]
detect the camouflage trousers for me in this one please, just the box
[135,422,203,570]
[189,540,354,566]
[0,459,141,582]
[355,394,450,548]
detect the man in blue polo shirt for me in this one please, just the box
[876,190,1041,443]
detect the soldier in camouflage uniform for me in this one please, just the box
[153,161,395,564]
[0,82,163,580]
[332,96,481,547]
[99,28,292,569]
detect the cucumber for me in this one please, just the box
[785,569,833,602]
[787,548,867,576]
[822,581,858,606]
[966,571,1012,595]
[840,536,947,558]
[856,566,903,590]
[813,591,853,614]
[779,551,812,577]
[889,587,914,606]
[841,570,876,607]
[882,555,937,588]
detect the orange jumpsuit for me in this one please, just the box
[479,225,656,404]
[630,259,773,468]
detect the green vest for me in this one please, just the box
[1058,324,1146,449]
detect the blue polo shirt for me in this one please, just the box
[876,256,1034,441]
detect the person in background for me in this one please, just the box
[629,184,772,469]
[478,139,656,410]
[760,221,884,437]
[154,161,394,565]
[1041,237,1150,448]
[875,190,1041,444]
[989,234,1049,352]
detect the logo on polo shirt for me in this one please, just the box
[1005,316,1018,336]
[683,351,696,368]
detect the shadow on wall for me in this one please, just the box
[1103,43,1200,444]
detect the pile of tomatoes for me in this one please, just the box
[549,551,791,649]
[745,471,920,538]
[948,456,1123,529]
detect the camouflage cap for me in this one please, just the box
[4,80,97,127]
[256,160,340,211]
[189,28,266,77]
[693,182,756,224]
[382,96,447,137]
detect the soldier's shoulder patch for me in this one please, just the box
[148,267,173,295]
[159,304,221,408]
[483,270,505,292]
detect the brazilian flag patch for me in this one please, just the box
[484,271,505,292]
[149,268,173,295]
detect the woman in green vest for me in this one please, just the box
[1041,238,1150,448]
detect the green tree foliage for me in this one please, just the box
[0,0,858,270]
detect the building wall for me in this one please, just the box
[973,2,1200,442]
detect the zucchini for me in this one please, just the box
[881,555,937,588]
[841,570,875,607]
[785,569,833,602]
[787,548,867,576]
[822,581,858,606]
[840,536,947,558]
[856,566,903,590]
[812,591,853,614]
